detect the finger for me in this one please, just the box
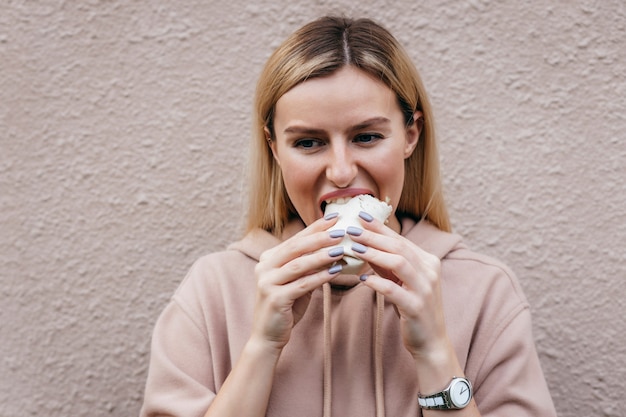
[292,291,312,325]
[350,242,426,292]
[288,265,341,303]
[256,238,345,297]
[259,265,341,326]
[353,217,434,259]
[358,274,419,315]
[258,216,342,272]
[266,244,345,287]
[360,273,438,323]
[348,227,439,290]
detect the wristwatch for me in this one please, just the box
[418,377,472,410]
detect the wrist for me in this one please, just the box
[413,340,464,394]
[418,377,473,411]
[245,336,284,363]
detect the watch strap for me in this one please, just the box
[418,392,450,409]
[418,377,472,410]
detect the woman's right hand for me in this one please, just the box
[251,214,345,352]
[204,215,343,417]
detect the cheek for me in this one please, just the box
[369,157,406,204]
[281,160,308,190]
[279,161,320,224]
[279,159,316,209]
[372,157,404,184]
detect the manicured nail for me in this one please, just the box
[324,212,339,220]
[346,226,363,236]
[358,211,374,222]
[351,242,367,254]
[328,264,343,274]
[359,274,368,281]
[328,246,344,257]
[329,229,345,238]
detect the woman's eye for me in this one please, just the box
[294,138,323,149]
[354,133,382,144]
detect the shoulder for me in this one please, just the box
[440,245,535,372]
[165,226,280,325]
[169,249,258,323]
[401,218,528,308]
[442,246,529,312]
[178,249,257,291]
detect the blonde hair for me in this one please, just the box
[246,16,450,234]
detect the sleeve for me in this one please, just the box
[139,298,216,417]
[470,304,557,417]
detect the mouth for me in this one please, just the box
[320,191,374,214]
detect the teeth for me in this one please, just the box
[325,197,351,204]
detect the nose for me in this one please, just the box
[326,142,357,188]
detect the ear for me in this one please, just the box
[404,111,422,158]
[264,126,281,166]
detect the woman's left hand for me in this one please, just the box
[348,216,449,360]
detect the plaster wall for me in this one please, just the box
[1,1,624,416]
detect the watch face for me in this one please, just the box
[450,378,472,408]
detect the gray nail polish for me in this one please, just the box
[328,246,344,257]
[346,226,363,236]
[359,274,368,281]
[351,242,368,254]
[358,211,374,222]
[329,229,345,238]
[328,264,343,274]
[324,212,339,220]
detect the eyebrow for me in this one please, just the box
[283,117,391,135]
[283,126,326,135]
[352,117,391,131]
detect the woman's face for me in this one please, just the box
[270,66,420,232]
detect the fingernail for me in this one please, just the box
[346,226,363,236]
[328,246,344,257]
[324,212,339,220]
[329,229,345,238]
[359,274,368,281]
[329,264,343,274]
[358,211,374,222]
[351,242,367,254]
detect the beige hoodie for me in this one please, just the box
[140,218,556,417]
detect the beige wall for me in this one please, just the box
[1,1,624,416]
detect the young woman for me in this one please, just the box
[140,16,556,417]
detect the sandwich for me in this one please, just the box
[324,194,392,275]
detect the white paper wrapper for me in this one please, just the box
[324,194,393,274]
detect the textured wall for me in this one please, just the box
[1,1,624,416]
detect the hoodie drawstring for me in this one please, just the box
[322,283,386,417]
[374,291,386,417]
[323,283,332,417]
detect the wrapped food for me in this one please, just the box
[324,194,392,274]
